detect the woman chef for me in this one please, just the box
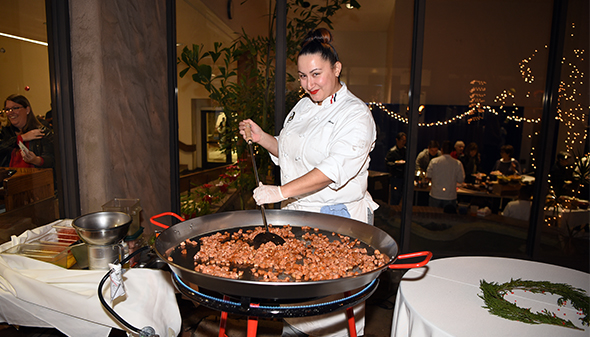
[239,28,378,337]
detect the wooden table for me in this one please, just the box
[0,168,54,212]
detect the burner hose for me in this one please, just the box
[97,246,159,336]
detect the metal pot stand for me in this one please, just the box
[172,272,379,337]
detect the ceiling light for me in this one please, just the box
[0,32,47,46]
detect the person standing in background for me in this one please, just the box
[461,142,482,183]
[416,140,441,172]
[549,151,574,197]
[385,132,407,205]
[426,141,465,210]
[491,144,521,176]
[450,140,465,161]
[0,94,54,168]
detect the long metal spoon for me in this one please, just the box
[245,124,286,248]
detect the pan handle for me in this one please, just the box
[388,251,432,269]
[149,212,185,229]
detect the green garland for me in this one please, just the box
[479,278,589,330]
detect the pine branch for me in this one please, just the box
[479,279,589,330]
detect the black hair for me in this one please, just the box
[519,183,534,200]
[441,141,453,154]
[299,28,339,67]
[396,132,407,140]
[500,145,514,156]
[428,140,440,149]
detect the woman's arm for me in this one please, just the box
[253,168,333,205]
[25,130,55,168]
[238,119,278,157]
[280,168,333,198]
[0,129,17,159]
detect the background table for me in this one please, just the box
[391,256,589,337]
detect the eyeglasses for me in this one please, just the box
[1,107,23,113]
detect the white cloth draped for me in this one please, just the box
[392,256,589,337]
[0,220,181,337]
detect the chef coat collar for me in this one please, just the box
[316,82,346,106]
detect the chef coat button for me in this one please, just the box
[299,134,304,138]
[295,156,301,161]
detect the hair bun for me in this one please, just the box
[301,28,333,48]
[298,27,339,64]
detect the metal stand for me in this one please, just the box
[172,273,378,337]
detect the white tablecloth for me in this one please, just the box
[0,220,182,337]
[391,256,589,337]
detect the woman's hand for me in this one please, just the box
[238,119,264,143]
[21,129,45,142]
[253,182,286,205]
[239,119,279,157]
[21,148,43,166]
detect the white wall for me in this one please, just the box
[176,0,269,170]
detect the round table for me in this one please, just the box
[391,256,589,337]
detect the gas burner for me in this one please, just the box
[172,272,378,318]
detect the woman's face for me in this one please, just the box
[298,53,342,103]
[456,144,465,154]
[4,100,29,130]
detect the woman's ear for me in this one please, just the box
[334,61,342,78]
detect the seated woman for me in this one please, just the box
[491,144,520,176]
[0,95,54,168]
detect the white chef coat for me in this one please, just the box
[270,83,377,337]
[270,82,378,224]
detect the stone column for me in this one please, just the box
[69,0,172,233]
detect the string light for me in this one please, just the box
[370,20,586,164]
[369,103,540,127]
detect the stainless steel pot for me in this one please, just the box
[153,210,430,300]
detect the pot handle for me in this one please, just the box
[388,251,432,269]
[149,212,185,229]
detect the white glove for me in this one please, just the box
[253,183,286,205]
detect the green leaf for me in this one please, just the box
[179,67,190,78]
[197,64,213,81]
